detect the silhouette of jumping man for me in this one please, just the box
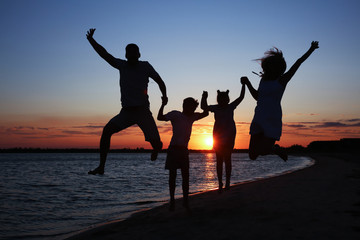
[86,28,167,175]
[201,81,245,192]
[158,94,208,211]
[242,41,319,161]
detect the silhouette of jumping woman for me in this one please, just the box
[158,94,208,211]
[242,41,319,161]
[86,28,167,175]
[201,81,245,192]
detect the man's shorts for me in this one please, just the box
[108,106,160,142]
[165,145,189,170]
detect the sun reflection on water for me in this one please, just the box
[203,153,217,189]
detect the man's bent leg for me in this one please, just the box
[137,108,162,161]
[150,140,162,161]
[88,122,120,175]
[89,111,133,175]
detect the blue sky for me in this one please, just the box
[0,0,359,148]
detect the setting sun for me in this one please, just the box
[205,136,213,149]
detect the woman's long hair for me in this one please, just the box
[256,47,287,80]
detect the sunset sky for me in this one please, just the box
[1,0,359,150]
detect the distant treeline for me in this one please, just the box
[1,138,358,153]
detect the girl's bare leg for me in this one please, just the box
[169,169,177,211]
[216,152,224,193]
[249,133,286,161]
[224,152,232,189]
[181,167,190,211]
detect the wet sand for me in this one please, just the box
[67,153,360,240]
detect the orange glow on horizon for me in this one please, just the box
[1,117,359,149]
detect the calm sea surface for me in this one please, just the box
[0,153,313,240]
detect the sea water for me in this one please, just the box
[0,153,313,240]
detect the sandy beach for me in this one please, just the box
[67,153,360,240]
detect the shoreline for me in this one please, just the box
[67,153,360,240]
[64,155,314,239]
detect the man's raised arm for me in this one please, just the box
[86,28,118,68]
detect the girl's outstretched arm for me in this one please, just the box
[241,77,258,100]
[279,41,319,87]
[197,92,209,119]
[231,80,246,107]
[201,91,209,110]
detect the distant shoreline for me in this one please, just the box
[0,148,248,154]
[2,138,358,153]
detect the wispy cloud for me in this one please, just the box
[280,118,360,146]
[315,122,354,128]
[5,126,48,135]
[72,124,104,129]
[342,118,360,123]
[283,119,360,129]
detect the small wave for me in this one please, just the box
[4,231,66,240]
